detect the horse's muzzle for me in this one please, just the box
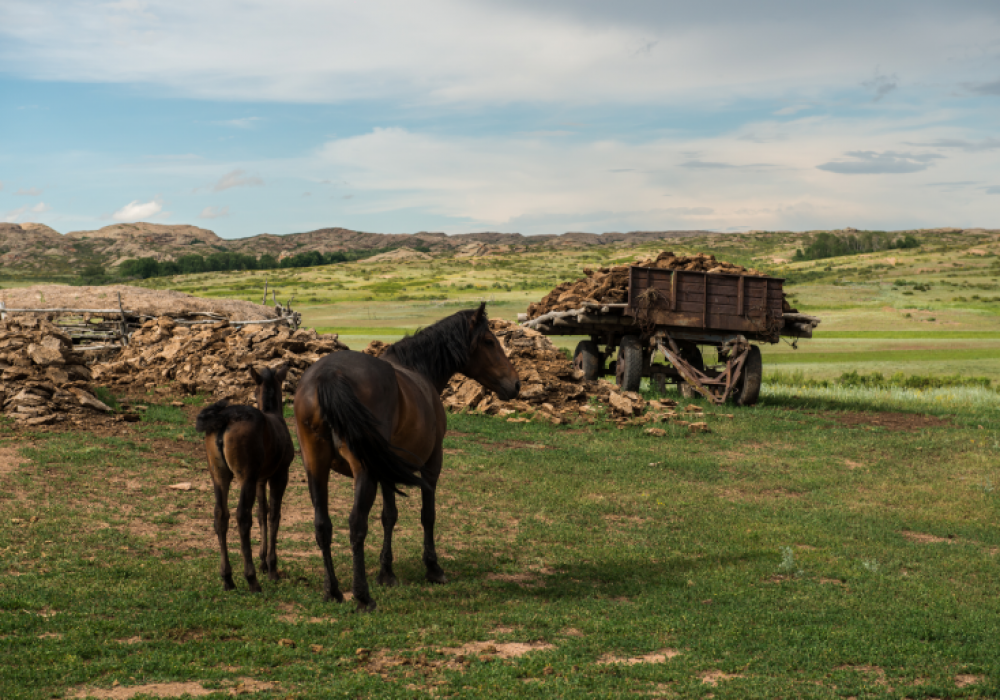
[496,378,520,401]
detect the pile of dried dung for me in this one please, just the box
[0,317,115,426]
[92,318,349,402]
[439,319,678,424]
[527,250,768,319]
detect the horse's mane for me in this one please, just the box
[383,307,490,386]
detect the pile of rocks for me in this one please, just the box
[439,320,679,425]
[0,318,115,426]
[527,251,767,319]
[92,318,349,402]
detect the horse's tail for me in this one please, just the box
[315,375,428,496]
[195,399,233,436]
[196,400,261,469]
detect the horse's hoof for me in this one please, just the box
[267,569,280,582]
[325,590,345,603]
[354,599,377,613]
[222,575,236,591]
[377,572,399,587]
[425,570,449,585]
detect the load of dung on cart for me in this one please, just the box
[520,260,820,406]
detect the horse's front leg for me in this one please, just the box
[235,480,262,592]
[377,483,399,587]
[421,452,447,584]
[255,481,269,574]
[211,477,236,591]
[349,472,379,612]
[264,466,289,582]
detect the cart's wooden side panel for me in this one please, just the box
[627,266,784,335]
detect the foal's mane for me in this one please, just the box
[383,307,490,385]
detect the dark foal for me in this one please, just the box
[294,303,520,611]
[195,364,295,592]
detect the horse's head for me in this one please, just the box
[250,363,289,414]
[462,303,520,400]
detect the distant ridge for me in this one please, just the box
[0,222,716,275]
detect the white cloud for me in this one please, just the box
[298,113,1000,234]
[816,151,942,175]
[112,197,163,221]
[199,205,230,218]
[862,69,899,102]
[0,1,996,105]
[30,201,50,213]
[15,187,42,196]
[215,117,262,129]
[213,169,263,191]
[4,205,28,223]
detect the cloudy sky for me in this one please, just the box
[1,0,998,239]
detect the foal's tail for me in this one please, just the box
[315,376,428,496]
[196,400,260,468]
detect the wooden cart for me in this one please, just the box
[521,266,819,406]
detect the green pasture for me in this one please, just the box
[3,384,1000,699]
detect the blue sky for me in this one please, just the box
[1,0,998,239]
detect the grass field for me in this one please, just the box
[3,385,1000,699]
[3,230,1000,697]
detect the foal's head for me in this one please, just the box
[249,364,289,414]
[461,303,520,400]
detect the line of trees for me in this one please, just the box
[793,232,919,262]
[116,246,424,280]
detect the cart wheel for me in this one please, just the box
[677,343,704,399]
[732,345,762,406]
[573,340,601,381]
[615,335,643,392]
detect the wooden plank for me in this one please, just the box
[737,277,744,316]
[642,308,782,334]
[674,289,780,303]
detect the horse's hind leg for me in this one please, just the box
[255,481,269,574]
[212,477,236,591]
[301,431,344,602]
[349,472,379,612]
[421,452,448,584]
[377,483,399,587]
[236,480,262,592]
[263,466,289,582]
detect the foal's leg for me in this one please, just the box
[235,479,262,592]
[349,472,379,612]
[301,434,344,602]
[256,481,269,573]
[421,451,447,584]
[263,466,289,582]
[377,482,400,587]
[212,474,236,591]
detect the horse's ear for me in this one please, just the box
[470,301,487,328]
[275,363,289,384]
[249,366,263,385]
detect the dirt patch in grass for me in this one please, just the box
[71,678,277,699]
[440,640,555,659]
[486,572,542,587]
[824,412,953,432]
[901,530,955,544]
[699,670,744,686]
[0,446,30,478]
[956,674,983,688]
[598,649,681,665]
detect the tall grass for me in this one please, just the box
[762,381,1000,423]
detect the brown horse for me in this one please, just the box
[196,364,295,592]
[294,303,520,610]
